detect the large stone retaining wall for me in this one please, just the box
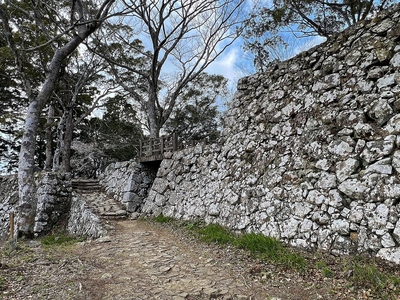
[142,5,400,263]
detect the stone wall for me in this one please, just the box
[34,172,72,236]
[67,196,105,239]
[142,5,400,264]
[0,175,18,241]
[99,160,157,212]
[0,172,73,241]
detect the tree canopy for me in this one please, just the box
[94,0,246,138]
[163,73,228,143]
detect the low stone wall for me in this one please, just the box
[34,172,72,236]
[0,172,73,241]
[0,175,18,241]
[142,5,400,264]
[67,196,105,239]
[99,160,157,212]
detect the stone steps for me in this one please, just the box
[76,191,128,221]
[72,179,102,193]
[72,178,128,222]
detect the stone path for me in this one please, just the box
[65,187,346,300]
[70,187,278,299]
[1,188,368,300]
[77,220,274,300]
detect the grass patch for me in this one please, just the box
[236,233,306,270]
[316,261,335,278]
[153,214,175,223]
[236,233,282,256]
[41,235,84,246]
[0,275,5,291]
[196,224,236,245]
[182,222,306,271]
[351,260,400,295]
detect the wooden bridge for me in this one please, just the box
[139,133,181,162]
[139,133,206,162]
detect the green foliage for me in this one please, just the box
[41,235,84,246]
[0,34,25,173]
[76,94,143,162]
[163,73,228,143]
[153,214,174,223]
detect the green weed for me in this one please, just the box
[235,233,306,270]
[351,261,400,293]
[185,223,306,271]
[184,220,203,231]
[236,233,282,256]
[0,276,5,291]
[41,235,84,246]
[153,214,174,223]
[316,261,335,278]
[196,224,235,245]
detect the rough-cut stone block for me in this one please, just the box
[136,5,400,265]
[336,158,360,183]
[390,52,400,67]
[385,114,400,134]
[338,179,367,199]
[377,248,400,264]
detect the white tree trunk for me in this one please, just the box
[17,100,41,237]
[17,20,113,237]
[1,0,123,236]
[45,104,55,170]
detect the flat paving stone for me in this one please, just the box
[76,220,273,299]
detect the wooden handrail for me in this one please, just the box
[139,133,209,162]
[139,133,181,161]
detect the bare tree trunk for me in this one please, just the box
[17,24,112,237]
[61,107,74,173]
[45,104,55,170]
[53,112,66,172]
[147,93,160,139]
[17,100,41,237]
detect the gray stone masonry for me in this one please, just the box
[142,4,400,264]
[34,172,72,236]
[0,175,18,241]
[99,160,157,212]
[67,189,128,239]
[1,172,73,240]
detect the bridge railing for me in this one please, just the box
[139,133,180,162]
[139,133,211,162]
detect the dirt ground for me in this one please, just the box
[1,219,399,300]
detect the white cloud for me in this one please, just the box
[206,46,241,84]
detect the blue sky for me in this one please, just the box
[205,34,326,91]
